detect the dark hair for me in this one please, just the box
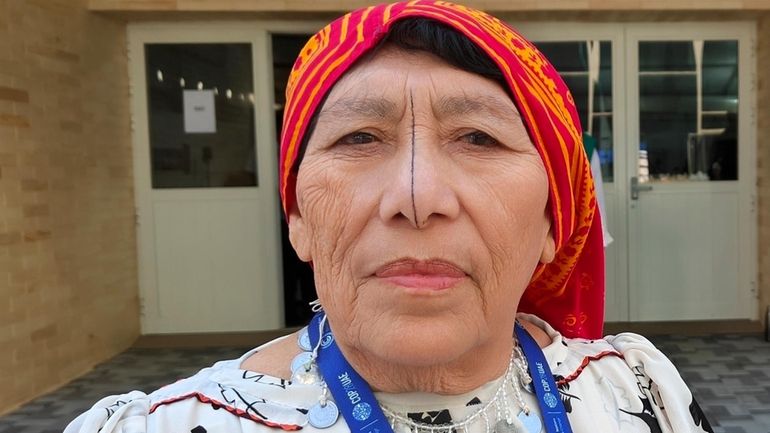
[293,18,507,169]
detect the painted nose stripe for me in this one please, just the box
[409,91,418,228]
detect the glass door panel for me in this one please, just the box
[145,43,257,188]
[637,40,738,183]
[537,41,614,182]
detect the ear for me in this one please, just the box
[288,203,312,262]
[539,221,556,264]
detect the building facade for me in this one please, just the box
[0,0,768,415]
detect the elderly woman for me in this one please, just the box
[66,2,713,433]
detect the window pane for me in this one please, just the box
[537,40,614,182]
[538,41,588,72]
[638,40,738,182]
[639,41,695,72]
[592,114,614,182]
[703,41,738,112]
[145,43,257,188]
[561,75,590,127]
[639,74,697,181]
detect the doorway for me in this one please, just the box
[128,23,284,333]
[517,22,757,322]
[272,33,316,327]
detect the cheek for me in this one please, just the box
[466,157,550,295]
[297,162,352,268]
[295,158,374,310]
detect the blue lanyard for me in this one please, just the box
[308,312,572,433]
[514,322,573,433]
[308,313,391,433]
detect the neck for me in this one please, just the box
[335,337,514,395]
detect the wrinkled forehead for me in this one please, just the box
[313,45,520,127]
[282,5,526,161]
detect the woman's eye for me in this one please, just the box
[461,131,499,147]
[336,132,376,145]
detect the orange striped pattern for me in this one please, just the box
[279,1,605,339]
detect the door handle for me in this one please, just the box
[631,176,653,200]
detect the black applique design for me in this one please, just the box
[219,383,268,420]
[553,374,581,413]
[407,409,453,425]
[242,372,289,389]
[191,426,207,433]
[466,397,482,406]
[104,399,128,418]
[619,395,662,433]
[689,397,714,433]
[619,366,663,433]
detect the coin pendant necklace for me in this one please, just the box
[292,324,541,433]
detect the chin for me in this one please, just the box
[361,314,482,367]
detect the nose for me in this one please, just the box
[379,139,460,228]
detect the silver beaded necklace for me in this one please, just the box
[291,313,542,433]
[379,343,539,433]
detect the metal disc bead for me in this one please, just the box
[308,401,340,429]
[518,412,542,433]
[298,327,312,352]
[291,352,313,374]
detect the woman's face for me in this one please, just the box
[289,46,555,367]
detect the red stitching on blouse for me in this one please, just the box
[149,392,303,431]
[557,350,625,386]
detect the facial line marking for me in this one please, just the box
[409,91,418,228]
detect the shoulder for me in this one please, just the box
[517,313,676,374]
[558,332,712,432]
[240,331,301,379]
[64,333,320,433]
[518,314,713,432]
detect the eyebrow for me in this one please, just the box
[317,96,401,122]
[315,93,520,124]
[433,95,520,121]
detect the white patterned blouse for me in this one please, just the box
[64,314,713,433]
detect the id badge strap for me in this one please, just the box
[515,323,573,433]
[308,313,393,433]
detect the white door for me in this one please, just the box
[625,24,757,321]
[517,24,630,322]
[128,24,284,333]
[518,22,757,322]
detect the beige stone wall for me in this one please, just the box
[757,13,770,327]
[87,0,770,13]
[0,0,138,415]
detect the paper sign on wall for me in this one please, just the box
[183,90,216,133]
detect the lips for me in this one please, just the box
[374,258,467,291]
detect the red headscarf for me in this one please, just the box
[279,1,605,339]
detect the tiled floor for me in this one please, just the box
[649,334,770,433]
[0,347,250,433]
[1,334,769,433]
